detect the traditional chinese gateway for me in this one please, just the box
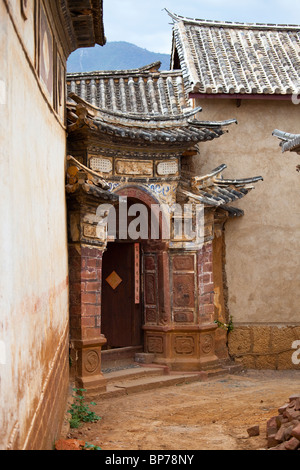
[66,62,263,394]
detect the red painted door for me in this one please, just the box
[101,242,142,348]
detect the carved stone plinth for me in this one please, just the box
[144,325,219,371]
[71,338,107,395]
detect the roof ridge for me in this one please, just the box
[66,65,182,79]
[165,9,300,31]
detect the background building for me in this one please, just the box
[169,11,300,370]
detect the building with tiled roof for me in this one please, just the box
[168,10,300,97]
[167,10,300,371]
[66,63,238,145]
[66,61,263,374]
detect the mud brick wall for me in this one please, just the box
[228,325,300,370]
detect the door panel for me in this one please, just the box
[102,243,142,348]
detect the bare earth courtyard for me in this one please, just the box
[67,370,300,451]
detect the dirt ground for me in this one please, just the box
[68,370,300,451]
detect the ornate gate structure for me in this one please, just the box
[66,63,262,394]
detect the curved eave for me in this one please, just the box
[67,94,235,145]
[63,0,106,52]
[70,116,226,144]
[273,129,300,153]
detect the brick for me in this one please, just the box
[267,434,280,448]
[86,258,98,268]
[204,304,215,315]
[284,437,300,451]
[291,423,300,440]
[82,304,101,317]
[199,273,211,284]
[83,327,101,340]
[81,317,96,328]
[289,394,300,401]
[275,422,295,442]
[203,262,213,273]
[267,416,278,437]
[82,292,98,304]
[85,282,101,292]
[203,283,214,294]
[247,425,260,437]
[55,439,86,451]
[81,269,98,281]
[278,403,289,415]
[284,407,300,422]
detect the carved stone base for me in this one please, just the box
[144,325,220,372]
[71,337,107,395]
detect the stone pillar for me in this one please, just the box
[69,244,107,395]
[143,241,219,372]
[197,241,220,369]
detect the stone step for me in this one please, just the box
[103,366,167,385]
[95,361,243,400]
[101,346,143,370]
[99,368,209,399]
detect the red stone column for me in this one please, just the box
[197,241,219,369]
[69,244,107,395]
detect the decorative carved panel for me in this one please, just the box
[157,161,179,176]
[174,312,194,323]
[173,255,194,271]
[89,156,113,174]
[145,273,156,305]
[115,160,153,176]
[147,336,163,354]
[145,308,157,323]
[144,255,156,271]
[83,224,97,239]
[200,334,214,355]
[173,274,195,308]
[84,350,100,374]
[174,336,195,355]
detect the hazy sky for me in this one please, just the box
[103,0,300,54]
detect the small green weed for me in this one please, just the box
[84,442,102,451]
[68,388,102,429]
[215,316,234,333]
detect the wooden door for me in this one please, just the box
[101,242,142,348]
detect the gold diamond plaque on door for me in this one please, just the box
[106,271,122,290]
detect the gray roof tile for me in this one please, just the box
[168,11,300,95]
[67,63,237,144]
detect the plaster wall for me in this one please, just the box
[192,98,300,344]
[0,1,69,449]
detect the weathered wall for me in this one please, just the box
[193,97,300,369]
[0,1,69,449]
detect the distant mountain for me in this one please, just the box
[67,41,171,73]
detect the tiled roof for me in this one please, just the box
[273,129,300,153]
[67,64,237,145]
[67,63,191,116]
[168,10,300,95]
[179,164,263,215]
